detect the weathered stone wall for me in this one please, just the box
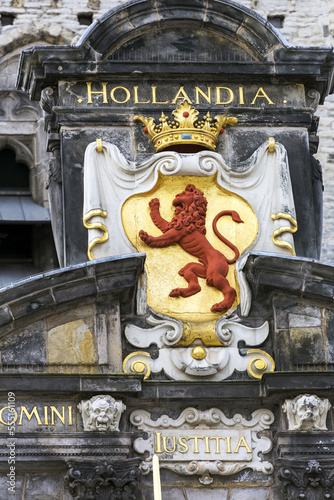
[0,0,334,261]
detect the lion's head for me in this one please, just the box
[168,184,207,234]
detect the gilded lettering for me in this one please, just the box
[44,406,48,425]
[226,435,232,453]
[234,436,252,454]
[50,406,65,425]
[110,86,131,104]
[204,436,211,453]
[210,436,225,454]
[151,86,168,104]
[251,87,275,105]
[162,436,176,453]
[133,86,150,104]
[172,86,192,104]
[216,87,234,105]
[238,87,245,105]
[18,406,42,426]
[178,436,189,453]
[188,436,204,453]
[195,86,211,104]
[0,407,18,426]
[86,81,108,104]
[155,432,162,453]
[68,406,73,426]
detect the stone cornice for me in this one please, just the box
[16,0,334,102]
[0,253,145,338]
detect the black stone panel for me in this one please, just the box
[0,321,46,365]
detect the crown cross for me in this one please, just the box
[134,100,238,152]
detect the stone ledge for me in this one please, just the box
[0,373,142,393]
[244,251,334,306]
[0,253,145,334]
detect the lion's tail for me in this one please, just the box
[212,211,244,264]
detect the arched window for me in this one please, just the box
[0,147,29,192]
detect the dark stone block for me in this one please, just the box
[0,321,46,365]
[290,327,325,364]
[273,329,291,371]
[325,309,334,364]
[24,471,63,499]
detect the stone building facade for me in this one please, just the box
[0,1,334,500]
[1,0,334,282]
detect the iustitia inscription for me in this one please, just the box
[139,183,243,312]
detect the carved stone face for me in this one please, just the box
[88,397,117,432]
[294,395,321,429]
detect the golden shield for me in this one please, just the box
[122,174,257,345]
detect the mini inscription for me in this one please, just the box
[0,405,73,427]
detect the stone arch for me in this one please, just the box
[79,0,287,61]
[0,137,33,167]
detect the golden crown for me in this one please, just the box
[134,100,238,153]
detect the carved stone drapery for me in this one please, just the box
[46,134,64,266]
[65,459,141,500]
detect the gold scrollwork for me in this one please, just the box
[271,212,298,256]
[96,138,103,152]
[268,137,275,152]
[247,349,275,379]
[83,209,109,261]
[123,352,151,380]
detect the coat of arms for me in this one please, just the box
[83,101,297,382]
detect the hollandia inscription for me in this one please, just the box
[61,81,305,108]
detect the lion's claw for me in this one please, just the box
[169,288,181,297]
[149,198,160,210]
[211,301,231,312]
[139,230,149,242]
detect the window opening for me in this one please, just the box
[78,13,93,26]
[0,224,33,261]
[0,148,29,193]
[1,13,15,26]
[267,15,285,29]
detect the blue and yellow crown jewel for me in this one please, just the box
[134,100,238,152]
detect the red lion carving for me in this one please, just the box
[139,184,244,312]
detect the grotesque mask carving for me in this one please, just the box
[78,395,126,432]
[283,394,331,431]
